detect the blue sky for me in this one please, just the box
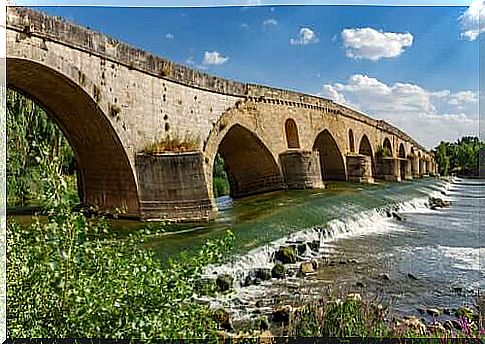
[31,3,482,147]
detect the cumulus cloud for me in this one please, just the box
[290,27,319,45]
[320,74,478,147]
[459,0,485,41]
[263,18,278,27]
[202,51,229,65]
[165,33,174,40]
[342,28,413,61]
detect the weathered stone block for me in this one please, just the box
[346,154,374,183]
[136,152,214,221]
[376,157,401,182]
[279,150,324,189]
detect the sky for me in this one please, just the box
[9,1,484,148]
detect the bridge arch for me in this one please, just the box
[359,134,376,176]
[211,123,284,198]
[7,58,140,213]
[285,118,300,149]
[348,129,355,153]
[313,129,346,181]
[383,137,393,157]
[398,143,406,158]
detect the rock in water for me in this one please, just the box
[272,305,292,323]
[297,243,307,255]
[271,263,286,279]
[308,240,320,252]
[274,246,297,264]
[299,261,315,274]
[392,212,403,221]
[379,273,391,281]
[213,308,233,331]
[216,274,234,292]
[407,273,419,280]
[255,268,272,281]
[426,308,440,317]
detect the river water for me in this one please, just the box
[10,177,484,326]
[188,177,483,325]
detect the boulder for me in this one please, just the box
[400,316,426,335]
[274,246,297,264]
[426,308,440,317]
[216,274,234,292]
[299,261,315,274]
[213,308,233,331]
[272,305,293,323]
[379,273,391,281]
[271,263,286,279]
[308,240,320,252]
[355,282,366,288]
[428,197,451,209]
[407,273,419,280]
[392,212,403,221]
[346,293,362,302]
[297,243,307,255]
[255,268,272,281]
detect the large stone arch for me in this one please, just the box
[206,120,284,199]
[7,57,140,214]
[313,129,347,181]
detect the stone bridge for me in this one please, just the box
[6,7,438,221]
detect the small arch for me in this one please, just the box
[359,134,376,176]
[348,129,355,153]
[217,124,284,197]
[313,129,346,181]
[398,143,406,158]
[383,137,393,156]
[285,118,300,149]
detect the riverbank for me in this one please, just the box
[188,177,484,338]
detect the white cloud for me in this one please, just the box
[165,33,174,40]
[320,74,478,147]
[263,18,278,27]
[241,23,249,29]
[290,27,319,46]
[342,28,413,61]
[459,0,485,41]
[245,0,261,5]
[202,51,229,65]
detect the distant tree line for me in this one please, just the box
[434,136,484,176]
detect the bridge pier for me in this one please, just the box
[279,150,324,189]
[346,154,374,183]
[377,157,401,182]
[135,152,214,221]
[420,159,428,177]
[411,157,420,178]
[400,158,413,180]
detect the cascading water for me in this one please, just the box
[195,177,482,325]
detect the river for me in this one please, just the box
[10,177,484,327]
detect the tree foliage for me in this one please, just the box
[7,89,76,206]
[434,136,484,176]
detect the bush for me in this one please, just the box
[7,151,236,339]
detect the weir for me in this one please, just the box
[6,6,438,221]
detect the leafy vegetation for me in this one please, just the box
[143,132,200,154]
[434,136,484,176]
[6,89,76,207]
[213,153,230,198]
[7,148,236,338]
[376,145,391,158]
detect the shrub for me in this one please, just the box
[143,133,200,154]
